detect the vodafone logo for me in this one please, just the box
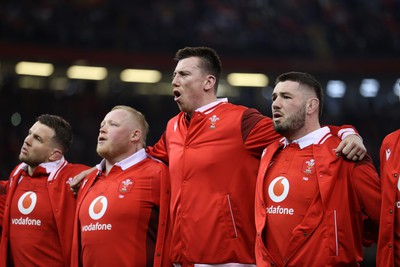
[268,176,289,203]
[18,191,37,215]
[88,196,108,220]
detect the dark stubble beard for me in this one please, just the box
[273,105,306,136]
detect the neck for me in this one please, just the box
[103,147,144,175]
[286,123,321,142]
[27,166,36,176]
[103,162,112,176]
[187,97,220,116]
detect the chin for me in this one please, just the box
[19,155,27,162]
[177,104,185,112]
[96,148,106,157]
[274,125,288,135]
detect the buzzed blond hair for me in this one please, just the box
[111,105,149,146]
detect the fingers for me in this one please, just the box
[336,134,367,161]
[69,174,86,195]
[358,150,366,160]
[69,167,95,196]
[69,179,81,197]
[70,177,81,188]
[335,141,345,156]
[351,150,366,161]
[341,146,366,161]
[351,155,359,161]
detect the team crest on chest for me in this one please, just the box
[119,178,134,194]
[209,115,220,129]
[302,159,315,174]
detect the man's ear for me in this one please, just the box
[307,98,319,115]
[49,149,63,161]
[204,75,216,92]
[131,129,142,142]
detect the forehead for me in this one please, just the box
[175,57,202,72]
[103,109,131,121]
[30,121,55,139]
[273,80,301,94]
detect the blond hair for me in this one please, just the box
[111,105,149,146]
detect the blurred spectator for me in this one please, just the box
[0,0,399,57]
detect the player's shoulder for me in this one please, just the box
[62,163,91,175]
[145,155,168,167]
[383,129,400,144]
[140,156,168,174]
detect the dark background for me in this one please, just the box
[1,1,399,265]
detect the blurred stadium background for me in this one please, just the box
[0,0,399,265]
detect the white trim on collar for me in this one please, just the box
[12,157,67,182]
[195,98,228,114]
[13,157,66,175]
[96,148,147,171]
[284,126,331,149]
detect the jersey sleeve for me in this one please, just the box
[328,125,358,140]
[148,132,169,165]
[351,155,381,245]
[351,155,381,225]
[152,161,173,267]
[242,108,281,157]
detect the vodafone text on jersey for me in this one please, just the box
[266,177,294,215]
[81,196,112,232]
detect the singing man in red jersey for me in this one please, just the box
[0,114,90,267]
[377,129,400,267]
[255,72,381,267]
[71,105,172,267]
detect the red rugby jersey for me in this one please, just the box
[0,158,90,267]
[255,127,381,267]
[73,149,171,267]
[263,143,318,265]
[9,170,64,266]
[377,129,400,267]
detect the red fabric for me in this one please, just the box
[0,160,89,267]
[262,144,318,265]
[71,156,172,267]
[377,129,400,267]
[148,101,359,265]
[149,103,280,264]
[9,173,64,266]
[0,181,6,235]
[255,134,381,267]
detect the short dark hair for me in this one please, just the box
[275,71,324,117]
[175,46,222,93]
[37,114,73,153]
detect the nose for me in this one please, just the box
[271,97,282,111]
[99,124,107,134]
[272,97,281,110]
[171,75,179,87]
[24,135,32,145]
